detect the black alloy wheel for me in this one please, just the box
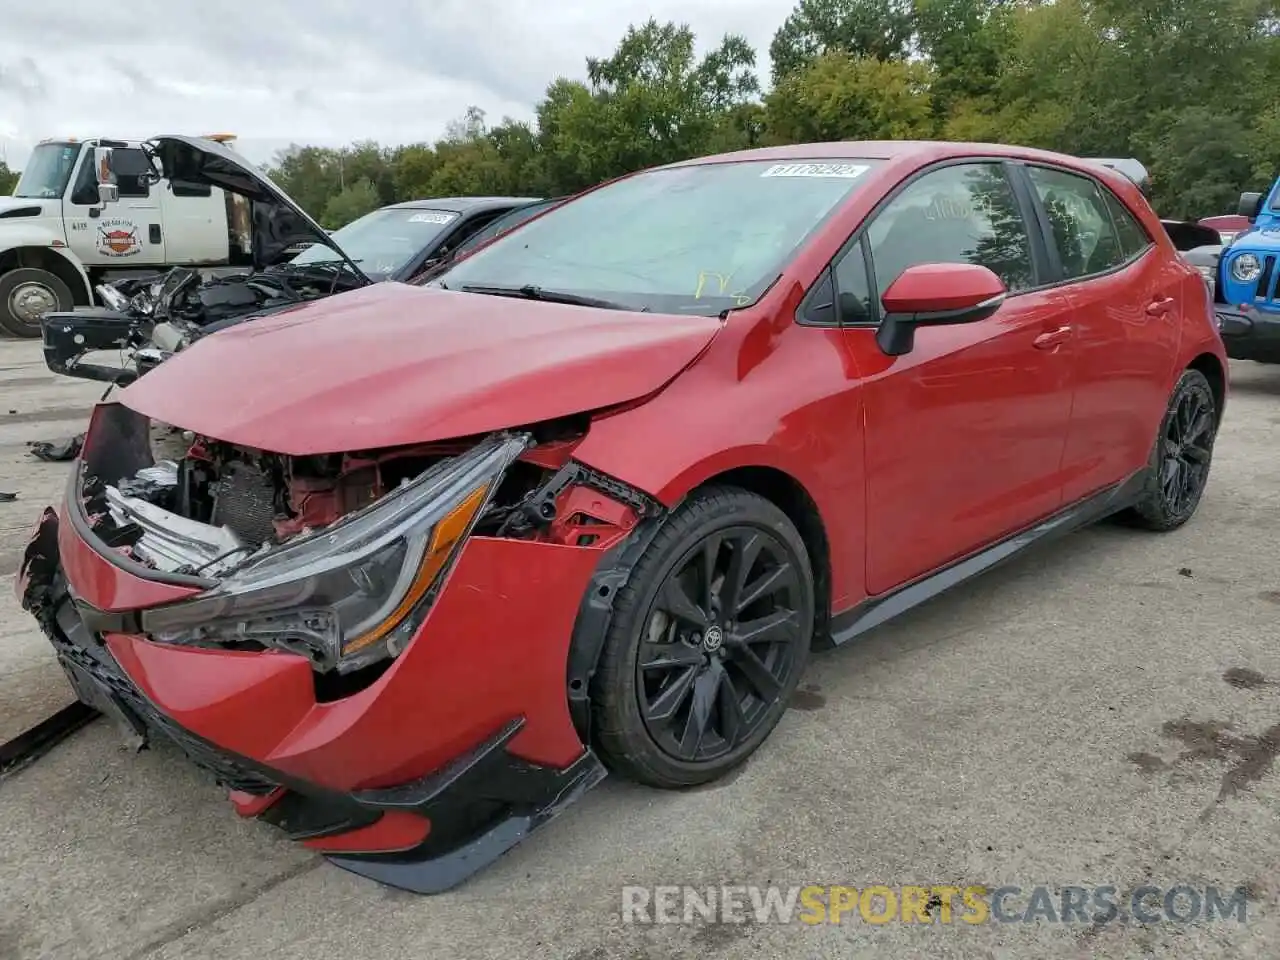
[1127,368,1218,531]
[1161,385,1215,516]
[637,526,805,763]
[591,487,814,788]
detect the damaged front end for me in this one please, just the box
[42,262,369,386]
[18,401,662,893]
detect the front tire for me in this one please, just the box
[1125,368,1218,531]
[0,267,74,338]
[591,486,814,788]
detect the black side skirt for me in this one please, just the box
[828,469,1148,645]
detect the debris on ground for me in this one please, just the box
[27,434,84,462]
[0,491,16,502]
[1178,567,1193,577]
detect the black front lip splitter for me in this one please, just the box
[0,701,100,781]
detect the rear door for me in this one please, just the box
[833,160,1078,595]
[1017,163,1181,504]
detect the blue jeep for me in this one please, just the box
[1215,182,1280,363]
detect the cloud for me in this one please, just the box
[0,0,793,170]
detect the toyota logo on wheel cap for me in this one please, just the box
[702,625,724,652]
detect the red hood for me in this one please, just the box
[118,283,722,455]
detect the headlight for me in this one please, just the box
[1231,252,1262,282]
[141,433,530,673]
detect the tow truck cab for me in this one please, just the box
[0,135,254,336]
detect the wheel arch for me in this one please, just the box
[1186,351,1226,423]
[564,456,835,744]
[0,245,94,305]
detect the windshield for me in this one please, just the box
[454,199,562,257]
[13,142,82,199]
[436,160,882,315]
[290,207,461,278]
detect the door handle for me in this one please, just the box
[1033,326,1072,349]
[1146,296,1175,316]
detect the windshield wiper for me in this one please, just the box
[459,283,632,311]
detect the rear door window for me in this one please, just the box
[1026,166,1127,279]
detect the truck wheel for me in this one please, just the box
[0,268,74,338]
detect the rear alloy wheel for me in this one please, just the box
[1126,368,1218,531]
[591,487,813,788]
[0,267,74,338]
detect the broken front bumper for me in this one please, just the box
[40,309,147,385]
[17,505,608,894]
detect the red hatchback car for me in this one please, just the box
[19,141,1226,894]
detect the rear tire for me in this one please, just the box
[0,267,73,338]
[1124,369,1218,531]
[591,486,814,789]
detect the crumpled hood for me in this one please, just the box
[118,283,723,455]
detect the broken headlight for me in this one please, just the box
[141,433,530,673]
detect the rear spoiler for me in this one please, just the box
[1085,158,1151,197]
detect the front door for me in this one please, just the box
[833,160,1078,595]
[64,145,168,267]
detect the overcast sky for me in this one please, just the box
[0,0,795,171]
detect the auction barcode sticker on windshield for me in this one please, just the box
[761,163,870,179]
[409,211,458,224]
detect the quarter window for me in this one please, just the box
[1101,190,1152,261]
[1026,166,1127,279]
[867,162,1035,295]
[832,237,874,324]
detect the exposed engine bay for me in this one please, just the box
[42,263,369,386]
[76,407,657,678]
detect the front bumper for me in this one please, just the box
[1215,305,1280,363]
[17,504,608,894]
[40,309,145,385]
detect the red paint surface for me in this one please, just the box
[118,282,722,455]
[57,503,200,611]
[84,538,601,795]
[881,262,1006,315]
[52,139,1228,855]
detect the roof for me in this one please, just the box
[665,140,1130,174]
[385,196,542,213]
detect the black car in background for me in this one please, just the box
[40,136,541,386]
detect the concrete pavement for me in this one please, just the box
[0,336,1276,959]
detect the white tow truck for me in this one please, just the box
[0,134,261,337]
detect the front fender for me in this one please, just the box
[571,316,867,609]
[0,231,94,301]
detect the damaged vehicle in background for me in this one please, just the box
[18,141,1225,895]
[39,135,541,385]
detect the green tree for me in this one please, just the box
[321,178,380,229]
[178,8,1280,225]
[769,0,915,83]
[535,19,760,190]
[1137,107,1258,218]
[764,52,935,144]
[0,160,17,195]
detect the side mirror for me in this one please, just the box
[876,263,1006,357]
[1238,191,1264,220]
[93,147,119,204]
